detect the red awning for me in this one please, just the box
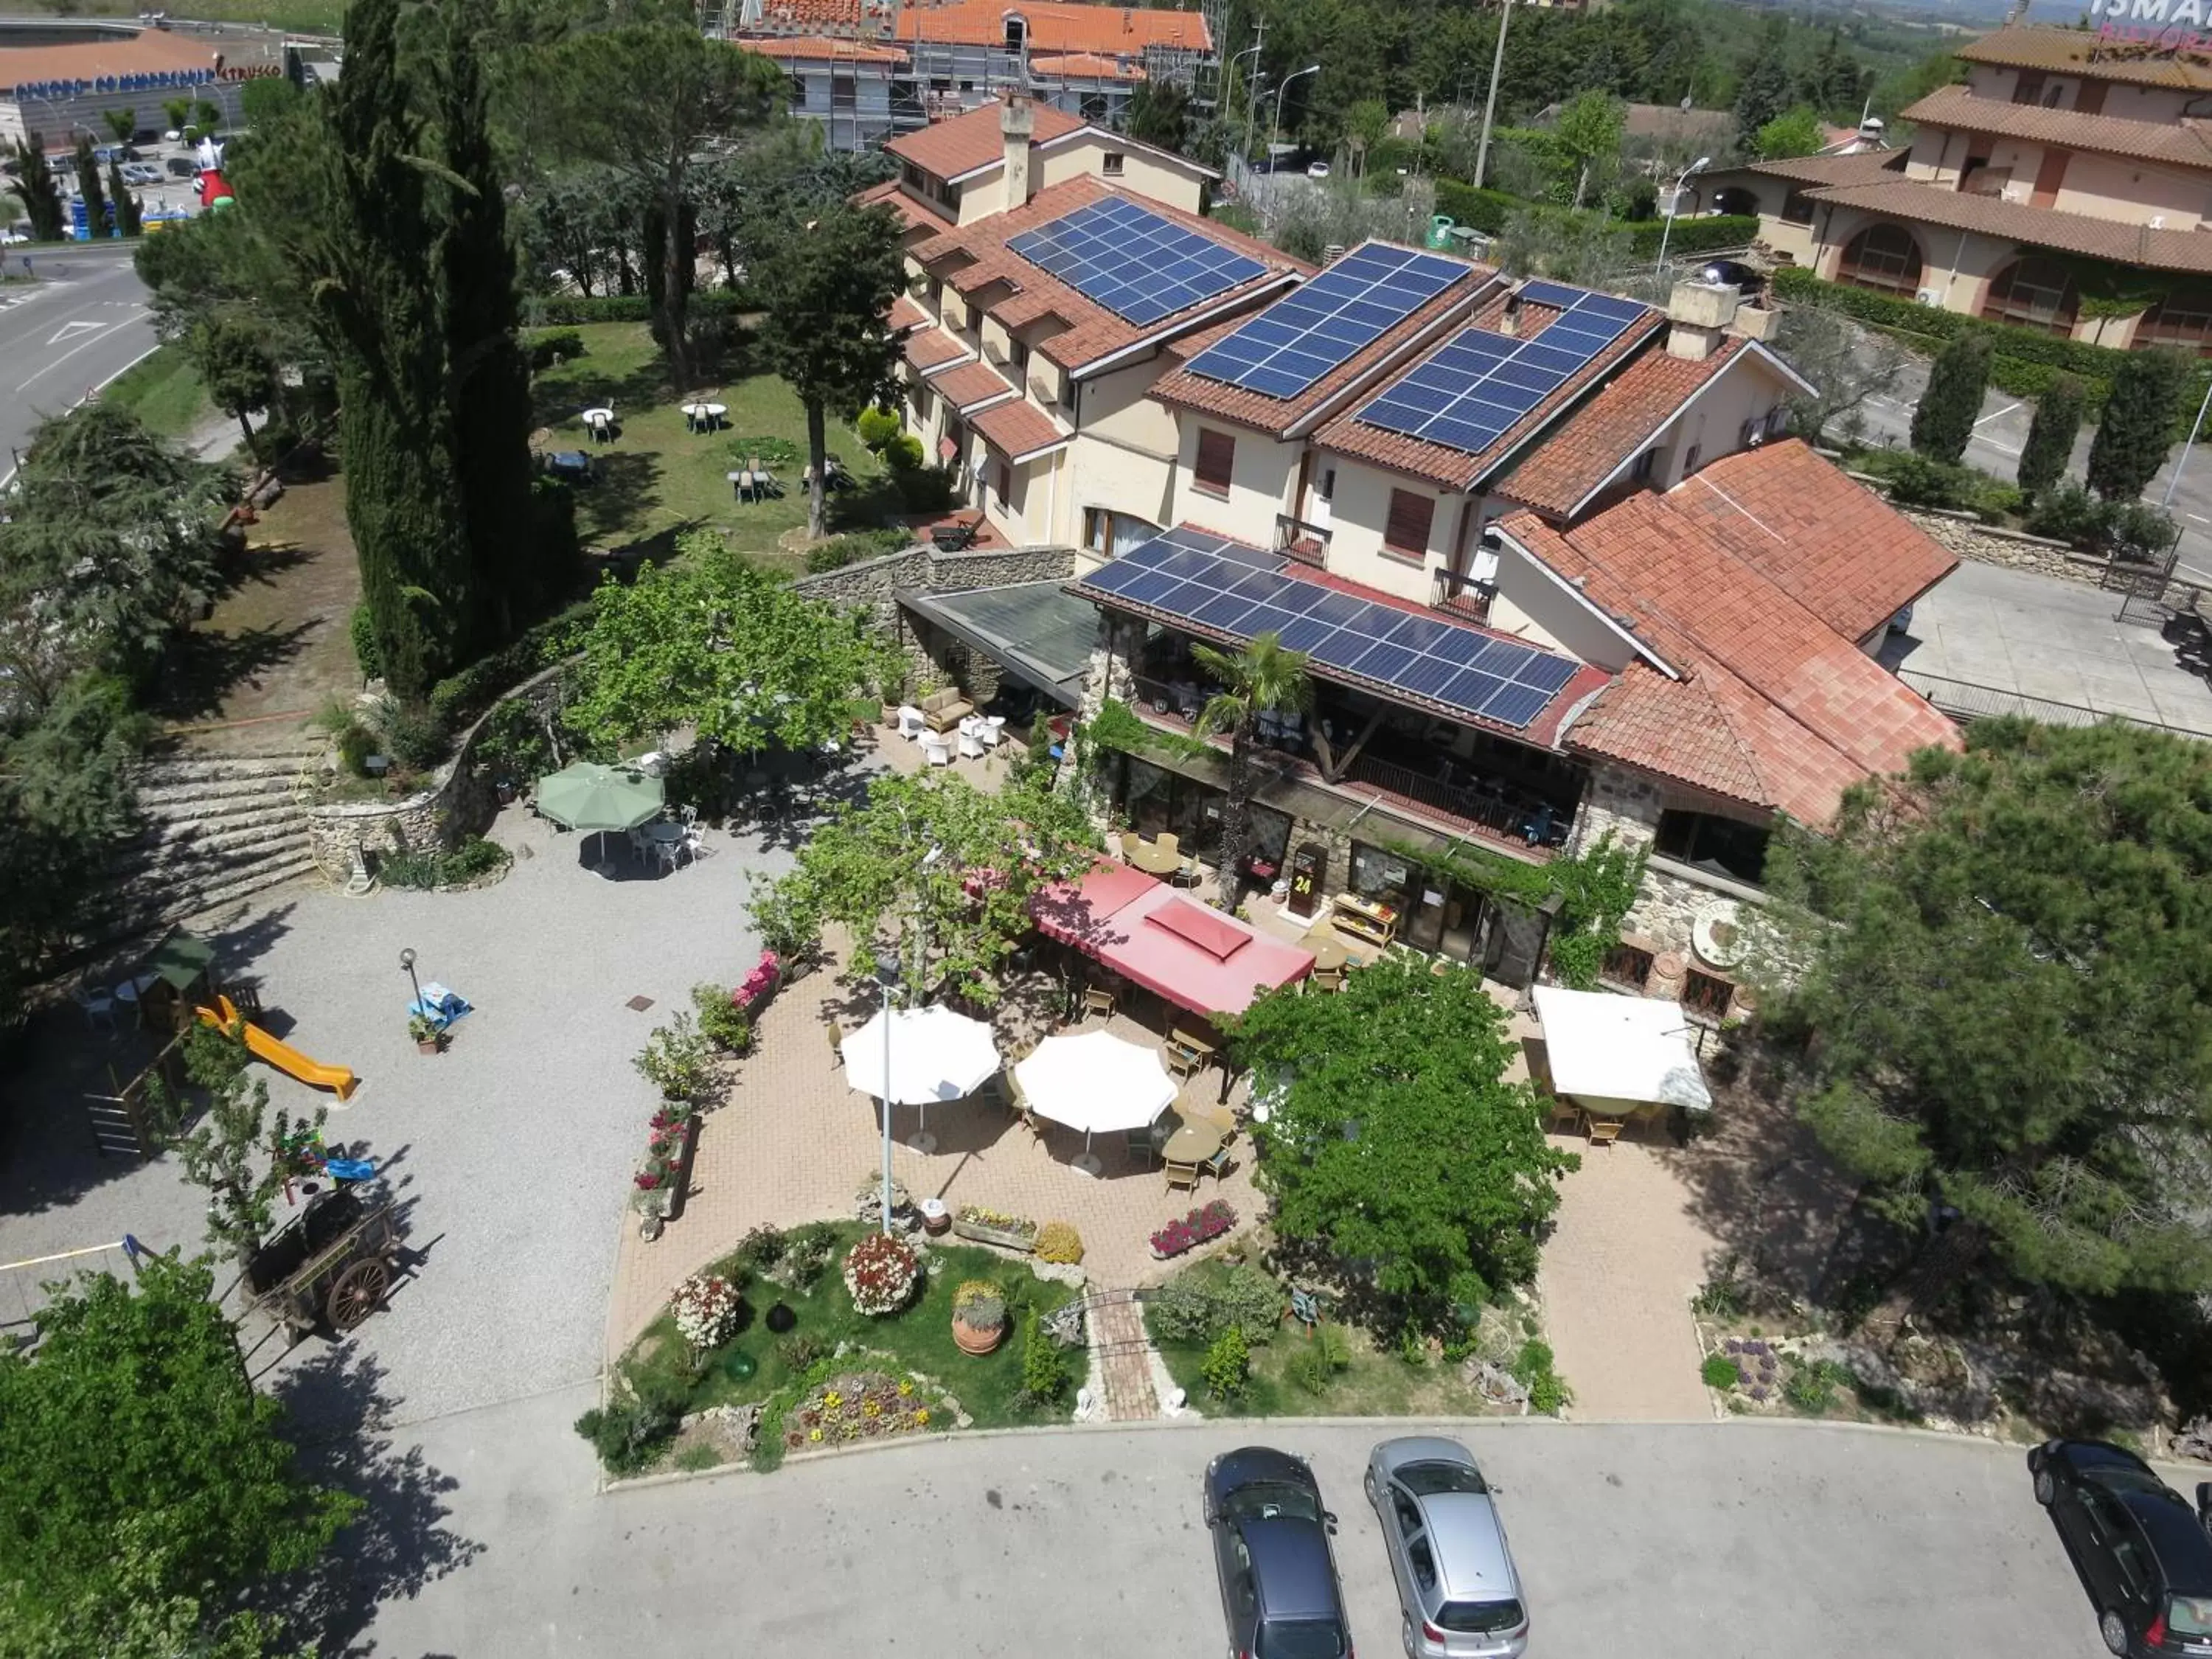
[1032,861,1313,1018]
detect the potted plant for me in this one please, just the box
[950,1279,1008,1355]
[950,1204,1039,1253]
[408,1012,444,1055]
[635,1186,669,1241]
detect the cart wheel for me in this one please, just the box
[327,1259,392,1331]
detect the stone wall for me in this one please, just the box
[1895,508,2108,589]
[1569,762,1771,975]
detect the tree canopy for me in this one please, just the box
[2087,347,2189,505]
[1765,720,2212,1298]
[1236,955,1576,1319]
[0,1253,358,1653]
[1753,105,1825,161]
[748,770,1098,1004]
[566,533,894,755]
[1910,330,1991,466]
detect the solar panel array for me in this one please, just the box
[1183,245,1470,402]
[1006,198,1269,327]
[1355,284,1647,457]
[1081,527,1579,731]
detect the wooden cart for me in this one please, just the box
[243,1188,401,1343]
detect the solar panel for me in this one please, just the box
[1185,244,1467,401]
[1078,531,1582,734]
[1008,199,1267,324]
[1354,283,1645,456]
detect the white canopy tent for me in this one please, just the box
[1531,986,1713,1116]
[1014,1029,1179,1177]
[840,1004,1001,1153]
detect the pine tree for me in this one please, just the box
[2088,348,2191,502]
[73,136,106,237]
[436,0,542,646]
[1910,330,1989,464]
[5,133,65,242]
[1733,27,1797,142]
[2016,374,2084,502]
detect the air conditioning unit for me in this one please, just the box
[1915,288,1942,306]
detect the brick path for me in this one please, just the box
[1087,1290,1161,1421]
[604,934,1259,1363]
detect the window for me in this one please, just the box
[1004,13,1025,49]
[1780,189,1815,226]
[2135,285,2212,358]
[1406,1539,1439,1593]
[1010,339,1029,375]
[1085,506,1158,555]
[1318,467,1336,503]
[2012,71,2047,105]
[830,74,857,110]
[1980,256,2079,335]
[1082,94,1109,122]
[1102,150,1125,177]
[1836,222,1924,297]
[1193,428,1235,496]
[1384,488,1435,556]
[992,459,1012,505]
[1683,968,1735,1021]
[1631,448,1656,481]
[1655,808,1770,885]
[1601,942,1655,990]
[785,72,807,103]
[1682,443,1702,475]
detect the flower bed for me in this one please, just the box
[1150,1199,1237,1260]
[633,1102,699,1224]
[787,1368,947,1451]
[950,1205,1038,1253]
[843,1231,922,1315]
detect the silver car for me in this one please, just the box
[1365,1437,1531,1658]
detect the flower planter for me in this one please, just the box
[416,1038,441,1056]
[951,1317,1006,1355]
[950,1219,1037,1253]
[662,1115,699,1224]
[1150,1200,1237,1260]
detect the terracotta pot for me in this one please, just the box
[951,1317,1006,1355]
[416,1038,441,1055]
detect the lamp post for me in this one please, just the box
[1472,0,1512,191]
[1269,65,1321,176]
[399,947,422,1012]
[1654,156,1711,281]
[1230,37,1265,167]
[872,946,901,1236]
[2160,372,2212,513]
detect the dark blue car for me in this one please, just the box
[2030,1438,2212,1658]
[1203,1446,1353,1659]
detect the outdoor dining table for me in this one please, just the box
[682,401,728,432]
[1159,1117,1227,1166]
[581,406,614,440]
[1309,939,1350,973]
[1130,840,1183,878]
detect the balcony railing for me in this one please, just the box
[1274,514,1331,569]
[1430,568,1493,623]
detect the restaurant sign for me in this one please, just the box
[5,61,279,102]
[2096,0,2212,52]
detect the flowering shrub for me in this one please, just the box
[783,1368,942,1450]
[842,1231,922,1315]
[670,1271,743,1350]
[1149,1200,1237,1259]
[630,1101,696,1211]
[1035,1220,1085,1265]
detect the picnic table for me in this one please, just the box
[1161,1116,1227,1165]
[1130,839,1183,878]
[681,401,728,432]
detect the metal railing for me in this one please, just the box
[1337,751,1571,850]
[1899,671,2212,741]
[1273,514,1331,568]
[1430,569,1493,622]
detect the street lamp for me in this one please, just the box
[2160,372,2212,514]
[871,946,902,1236]
[1472,0,1513,190]
[399,947,422,1012]
[1269,65,1321,175]
[1654,156,1711,280]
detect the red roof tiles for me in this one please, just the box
[888,293,928,332]
[885,97,1085,181]
[1029,52,1147,80]
[738,34,906,63]
[858,178,953,236]
[902,327,970,373]
[892,0,1211,55]
[1798,177,2212,275]
[1901,82,2212,170]
[970,397,1071,460]
[933,359,1019,412]
[1955,26,2212,91]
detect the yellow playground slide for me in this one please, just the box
[195,995,358,1102]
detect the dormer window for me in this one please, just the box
[1004,11,1026,49]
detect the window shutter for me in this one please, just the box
[1194,428,1235,495]
[1384,488,1434,554]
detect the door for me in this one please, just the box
[1214,1529,1259,1655]
[1387,1486,1428,1615]
[1288,841,1328,920]
[2072,1489,2135,1615]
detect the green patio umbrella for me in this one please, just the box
[535,761,665,833]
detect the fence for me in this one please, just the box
[1899,670,2212,741]
[1,1237,150,1352]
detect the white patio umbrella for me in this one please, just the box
[1015,1029,1179,1178]
[840,1004,1001,1154]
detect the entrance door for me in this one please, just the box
[1287,841,1327,919]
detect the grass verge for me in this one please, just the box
[103,344,214,442]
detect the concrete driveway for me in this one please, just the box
[1881,557,2212,734]
[350,1399,2127,1658]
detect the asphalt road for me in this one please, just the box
[345,1390,2126,1658]
[0,241,159,482]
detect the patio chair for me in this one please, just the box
[1547,1096,1582,1135]
[958,726,986,760]
[683,820,713,860]
[1200,1141,1236,1183]
[1585,1116,1625,1147]
[655,841,681,877]
[72,983,117,1034]
[1163,1158,1201,1193]
[1082,985,1116,1023]
[1123,1126,1161,1168]
[922,734,953,767]
[1165,1043,1203,1085]
[1283,1287,1324,1335]
[1155,831,1180,860]
[1310,966,1343,994]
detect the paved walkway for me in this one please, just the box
[1537,1124,1722,1422]
[1089,1289,1162,1420]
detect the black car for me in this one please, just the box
[2030,1439,2212,1657]
[1203,1447,1353,1659]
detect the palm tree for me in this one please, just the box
[1193,632,1311,905]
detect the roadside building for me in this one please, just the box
[0,19,281,150]
[738,35,906,150]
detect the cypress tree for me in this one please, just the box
[5,134,65,242]
[2016,374,2084,502]
[105,161,142,237]
[436,0,542,646]
[73,137,106,237]
[2088,348,2191,502]
[1910,330,1989,465]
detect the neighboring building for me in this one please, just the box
[0,19,282,150]
[724,0,1211,142]
[1699,23,2212,351]
[740,36,906,150]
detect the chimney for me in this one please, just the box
[1001,94,1034,211]
[1666,277,1739,362]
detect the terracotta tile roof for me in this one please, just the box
[1731,150,1906,188]
[884,96,1085,181]
[858,178,953,235]
[912,175,1304,375]
[888,293,928,331]
[970,397,1071,460]
[1029,52,1147,80]
[902,326,970,373]
[892,0,1211,55]
[1503,475,1959,824]
[1151,241,1500,438]
[1491,339,1745,520]
[1661,440,1958,641]
[1902,82,2212,169]
[738,34,906,63]
[1955,26,2212,91]
[1312,291,1666,493]
[740,0,890,33]
[1798,175,2212,275]
[933,358,1019,412]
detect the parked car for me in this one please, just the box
[2030,1439,2212,1658]
[1307,160,1332,178]
[1366,1438,1531,1658]
[164,156,197,178]
[1203,1447,1352,1659]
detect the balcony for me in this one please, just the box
[1124,669,1577,860]
[1430,568,1493,624]
[1273,513,1331,570]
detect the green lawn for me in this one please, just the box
[531,322,904,574]
[611,1221,1079,1475]
[105,344,215,444]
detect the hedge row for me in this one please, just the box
[1770,265,2212,418]
[1430,178,1758,261]
[524,288,757,327]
